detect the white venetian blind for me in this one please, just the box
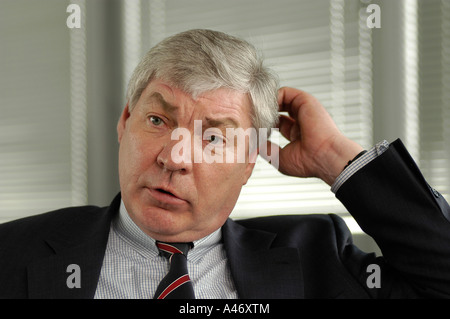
[141,0,374,220]
[0,0,87,223]
[417,0,450,200]
[3,0,448,230]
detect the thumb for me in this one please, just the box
[259,140,281,171]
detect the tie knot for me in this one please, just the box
[156,241,193,259]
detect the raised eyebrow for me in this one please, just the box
[149,92,178,113]
[204,117,240,129]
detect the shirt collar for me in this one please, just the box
[114,200,222,262]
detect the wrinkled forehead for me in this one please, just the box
[139,79,255,128]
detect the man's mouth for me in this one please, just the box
[156,188,174,196]
[148,187,188,206]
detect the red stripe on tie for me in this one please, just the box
[156,242,183,255]
[157,274,191,299]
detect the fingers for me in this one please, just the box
[261,140,301,177]
[277,88,306,142]
[278,114,300,142]
[277,87,310,118]
[277,86,335,132]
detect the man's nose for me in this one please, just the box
[156,133,194,173]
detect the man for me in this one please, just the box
[0,29,449,299]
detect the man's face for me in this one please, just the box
[117,79,256,242]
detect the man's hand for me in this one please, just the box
[264,87,364,186]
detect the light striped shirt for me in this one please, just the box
[95,140,390,299]
[331,140,390,193]
[94,201,238,299]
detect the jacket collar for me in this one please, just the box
[222,218,304,299]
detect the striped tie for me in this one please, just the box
[154,241,195,299]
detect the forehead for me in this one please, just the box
[140,80,253,127]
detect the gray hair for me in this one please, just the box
[126,29,279,130]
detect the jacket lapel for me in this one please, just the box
[27,195,120,298]
[222,219,304,299]
[27,238,108,298]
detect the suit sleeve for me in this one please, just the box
[336,139,450,298]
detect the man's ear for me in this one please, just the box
[117,103,131,143]
[242,161,256,185]
[242,148,259,185]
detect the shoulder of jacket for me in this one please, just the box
[0,205,105,238]
[234,213,345,235]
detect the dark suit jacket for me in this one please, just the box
[1,139,449,298]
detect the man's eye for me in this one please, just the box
[207,134,224,145]
[149,116,163,126]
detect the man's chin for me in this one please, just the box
[129,206,196,241]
